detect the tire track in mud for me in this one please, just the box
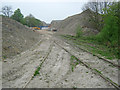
[2,40,43,80]
[2,31,119,88]
[2,38,52,88]
[23,41,54,88]
[25,39,114,88]
[54,41,119,89]
[57,37,119,87]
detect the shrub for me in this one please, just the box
[76,26,83,38]
[96,2,119,47]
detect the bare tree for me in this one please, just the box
[82,1,100,30]
[1,6,13,17]
[82,0,113,30]
[82,0,113,14]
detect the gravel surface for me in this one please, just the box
[2,30,116,88]
[54,37,118,85]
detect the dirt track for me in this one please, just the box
[2,30,118,88]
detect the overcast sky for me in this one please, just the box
[1,0,117,23]
[0,0,89,23]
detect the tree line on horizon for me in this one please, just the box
[0,6,43,27]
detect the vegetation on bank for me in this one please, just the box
[62,35,118,60]
[62,2,120,60]
[70,55,79,72]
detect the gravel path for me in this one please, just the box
[2,33,53,88]
[2,30,118,88]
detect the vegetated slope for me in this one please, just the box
[2,16,41,59]
[51,9,101,36]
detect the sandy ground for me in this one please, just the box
[54,37,118,85]
[2,30,117,88]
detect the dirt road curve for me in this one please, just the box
[2,30,118,88]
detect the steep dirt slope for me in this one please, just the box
[51,9,101,36]
[50,20,62,28]
[41,21,48,26]
[2,16,41,59]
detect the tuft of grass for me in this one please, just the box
[94,69,102,74]
[70,55,80,72]
[73,86,77,89]
[3,56,7,59]
[34,66,41,76]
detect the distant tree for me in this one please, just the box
[20,18,26,25]
[11,8,24,22]
[24,14,43,27]
[82,1,113,14]
[1,6,13,17]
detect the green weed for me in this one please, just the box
[3,56,7,59]
[94,69,102,74]
[70,55,80,72]
[34,66,40,76]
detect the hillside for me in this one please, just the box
[2,16,41,59]
[42,21,47,26]
[51,9,101,36]
[50,20,62,28]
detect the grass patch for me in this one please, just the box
[70,55,80,72]
[34,66,41,76]
[62,35,118,60]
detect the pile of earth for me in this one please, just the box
[50,20,62,28]
[2,16,41,59]
[42,21,48,26]
[51,9,101,36]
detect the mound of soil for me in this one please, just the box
[51,9,101,36]
[50,20,62,28]
[2,16,41,59]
